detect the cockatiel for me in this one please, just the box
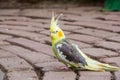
[49,13,120,80]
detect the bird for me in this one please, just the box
[49,13,120,80]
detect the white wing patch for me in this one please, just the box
[56,44,62,53]
[56,44,67,59]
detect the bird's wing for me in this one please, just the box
[55,40,87,66]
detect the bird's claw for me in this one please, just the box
[57,66,71,71]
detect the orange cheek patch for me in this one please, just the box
[58,31,63,37]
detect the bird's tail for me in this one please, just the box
[75,45,120,71]
[84,58,120,71]
[97,62,120,71]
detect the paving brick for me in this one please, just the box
[99,20,120,27]
[63,17,95,24]
[61,14,83,21]
[0,56,33,72]
[20,9,51,18]
[43,71,111,80]
[74,28,119,38]
[0,28,45,39]
[31,18,51,24]
[58,30,71,35]
[102,57,120,66]
[0,34,12,40]
[97,15,120,21]
[79,71,111,80]
[7,70,39,80]
[0,9,18,15]
[69,39,92,48]
[35,61,65,71]
[40,30,50,36]
[65,21,120,32]
[95,41,120,52]
[81,48,118,58]
[67,34,103,44]
[0,45,32,54]
[6,38,54,56]
[115,71,120,80]
[33,23,49,28]
[1,45,54,64]
[0,16,30,21]
[55,8,85,15]
[0,49,16,58]
[0,41,10,45]
[0,70,4,80]
[43,71,76,80]
[61,24,83,31]
[0,25,44,32]
[0,20,46,27]
[35,36,51,44]
[106,35,120,43]
[75,16,120,26]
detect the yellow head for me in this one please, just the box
[50,13,65,44]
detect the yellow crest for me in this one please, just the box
[50,13,63,32]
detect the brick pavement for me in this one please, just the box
[0,7,120,80]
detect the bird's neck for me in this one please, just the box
[51,36,65,44]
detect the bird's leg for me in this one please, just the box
[74,70,80,80]
[69,67,80,80]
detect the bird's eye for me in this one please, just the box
[56,31,58,33]
[53,31,58,33]
[51,31,58,33]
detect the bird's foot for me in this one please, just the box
[75,73,80,80]
[73,70,80,80]
[57,66,71,71]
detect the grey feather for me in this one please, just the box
[55,39,87,66]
